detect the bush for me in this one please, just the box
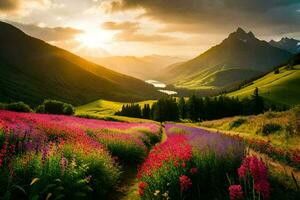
[37,100,75,115]
[5,102,32,112]
[35,104,45,113]
[229,118,247,129]
[261,123,282,136]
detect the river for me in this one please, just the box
[145,80,177,95]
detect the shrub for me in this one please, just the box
[229,118,247,129]
[63,104,75,115]
[5,102,32,112]
[261,123,282,136]
[37,100,75,115]
[35,104,45,113]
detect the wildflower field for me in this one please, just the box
[137,124,300,200]
[1,110,299,200]
[0,110,161,199]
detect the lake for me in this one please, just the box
[145,80,177,95]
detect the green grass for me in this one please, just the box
[174,68,261,90]
[75,99,156,123]
[229,65,300,106]
[199,108,300,151]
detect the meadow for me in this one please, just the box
[137,124,300,200]
[229,66,300,107]
[76,99,156,122]
[1,110,299,200]
[199,107,300,168]
[0,110,161,199]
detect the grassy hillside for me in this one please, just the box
[158,28,292,90]
[0,21,161,106]
[229,65,300,106]
[75,99,156,122]
[174,68,261,90]
[199,107,300,151]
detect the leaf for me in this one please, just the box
[31,195,40,200]
[42,184,57,194]
[54,194,65,200]
[11,185,26,195]
[55,186,64,191]
[54,179,61,183]
[30,178,40,186]
[46,193,52,200]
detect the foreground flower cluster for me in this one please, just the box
[229,156,270,200]
[137,135,195,199]
[137,124,246,200]
[0,110,160,199]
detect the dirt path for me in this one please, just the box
[110,125,167,200]
[110,165,139,200]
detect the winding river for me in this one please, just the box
[145,80,177,95]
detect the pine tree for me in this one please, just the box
[178,97,187,119]
[142,104,151,119]
[251,87,264,114]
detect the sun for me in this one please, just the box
[76,28,112,48]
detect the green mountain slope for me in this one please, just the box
[229,65,300,106]
[0,21,161,106]
[159,28,293,90]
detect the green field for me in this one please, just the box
[229,65,300,106]
[199,107,300,151]
[76,99,156,122]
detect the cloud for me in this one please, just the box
[0,0,20,11]
[101,20,183,44]
[0,0,50,14]
[102,0,300,35]
[102,21,139,32]
[115,31,178,43]
[9,21,83,42]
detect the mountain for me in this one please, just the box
[270,37,300,54]
[0,21,162,106]
[229,63,300,107]
[158,28,293,90]
[88,55,185,80]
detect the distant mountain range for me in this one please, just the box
[0,21,162,106]
[270,37,300,54]
[88,55,185,80]
[157,28,293,91]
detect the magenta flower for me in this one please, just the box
[179,175,192,191]
[229,185,243,200]
[238,156,270,199]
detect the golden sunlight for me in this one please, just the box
[76,28,112,48]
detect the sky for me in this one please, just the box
[1,0,300,58]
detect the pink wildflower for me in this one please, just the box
[179,175,192,191]
[229,185,243,200]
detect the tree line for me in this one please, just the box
[115,88,271,122]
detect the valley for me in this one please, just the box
[1,1,300,199]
